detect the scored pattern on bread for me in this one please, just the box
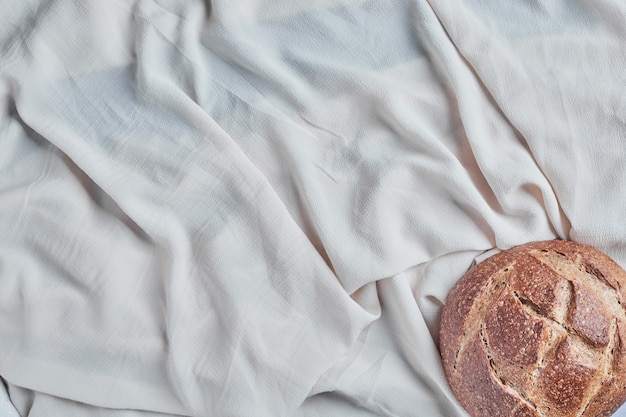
[440,240,626,417]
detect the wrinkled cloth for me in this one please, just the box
[1,0,626,416]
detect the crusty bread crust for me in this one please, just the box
[440,240,626,417]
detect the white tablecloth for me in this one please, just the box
[1,0,626,416]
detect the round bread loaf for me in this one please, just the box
[439,240,626,417]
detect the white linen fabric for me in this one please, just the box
[1,0,626,416]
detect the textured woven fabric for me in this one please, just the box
[1,0,626,416]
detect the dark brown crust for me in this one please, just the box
[440,240,626,417]
[534,339,597,415]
